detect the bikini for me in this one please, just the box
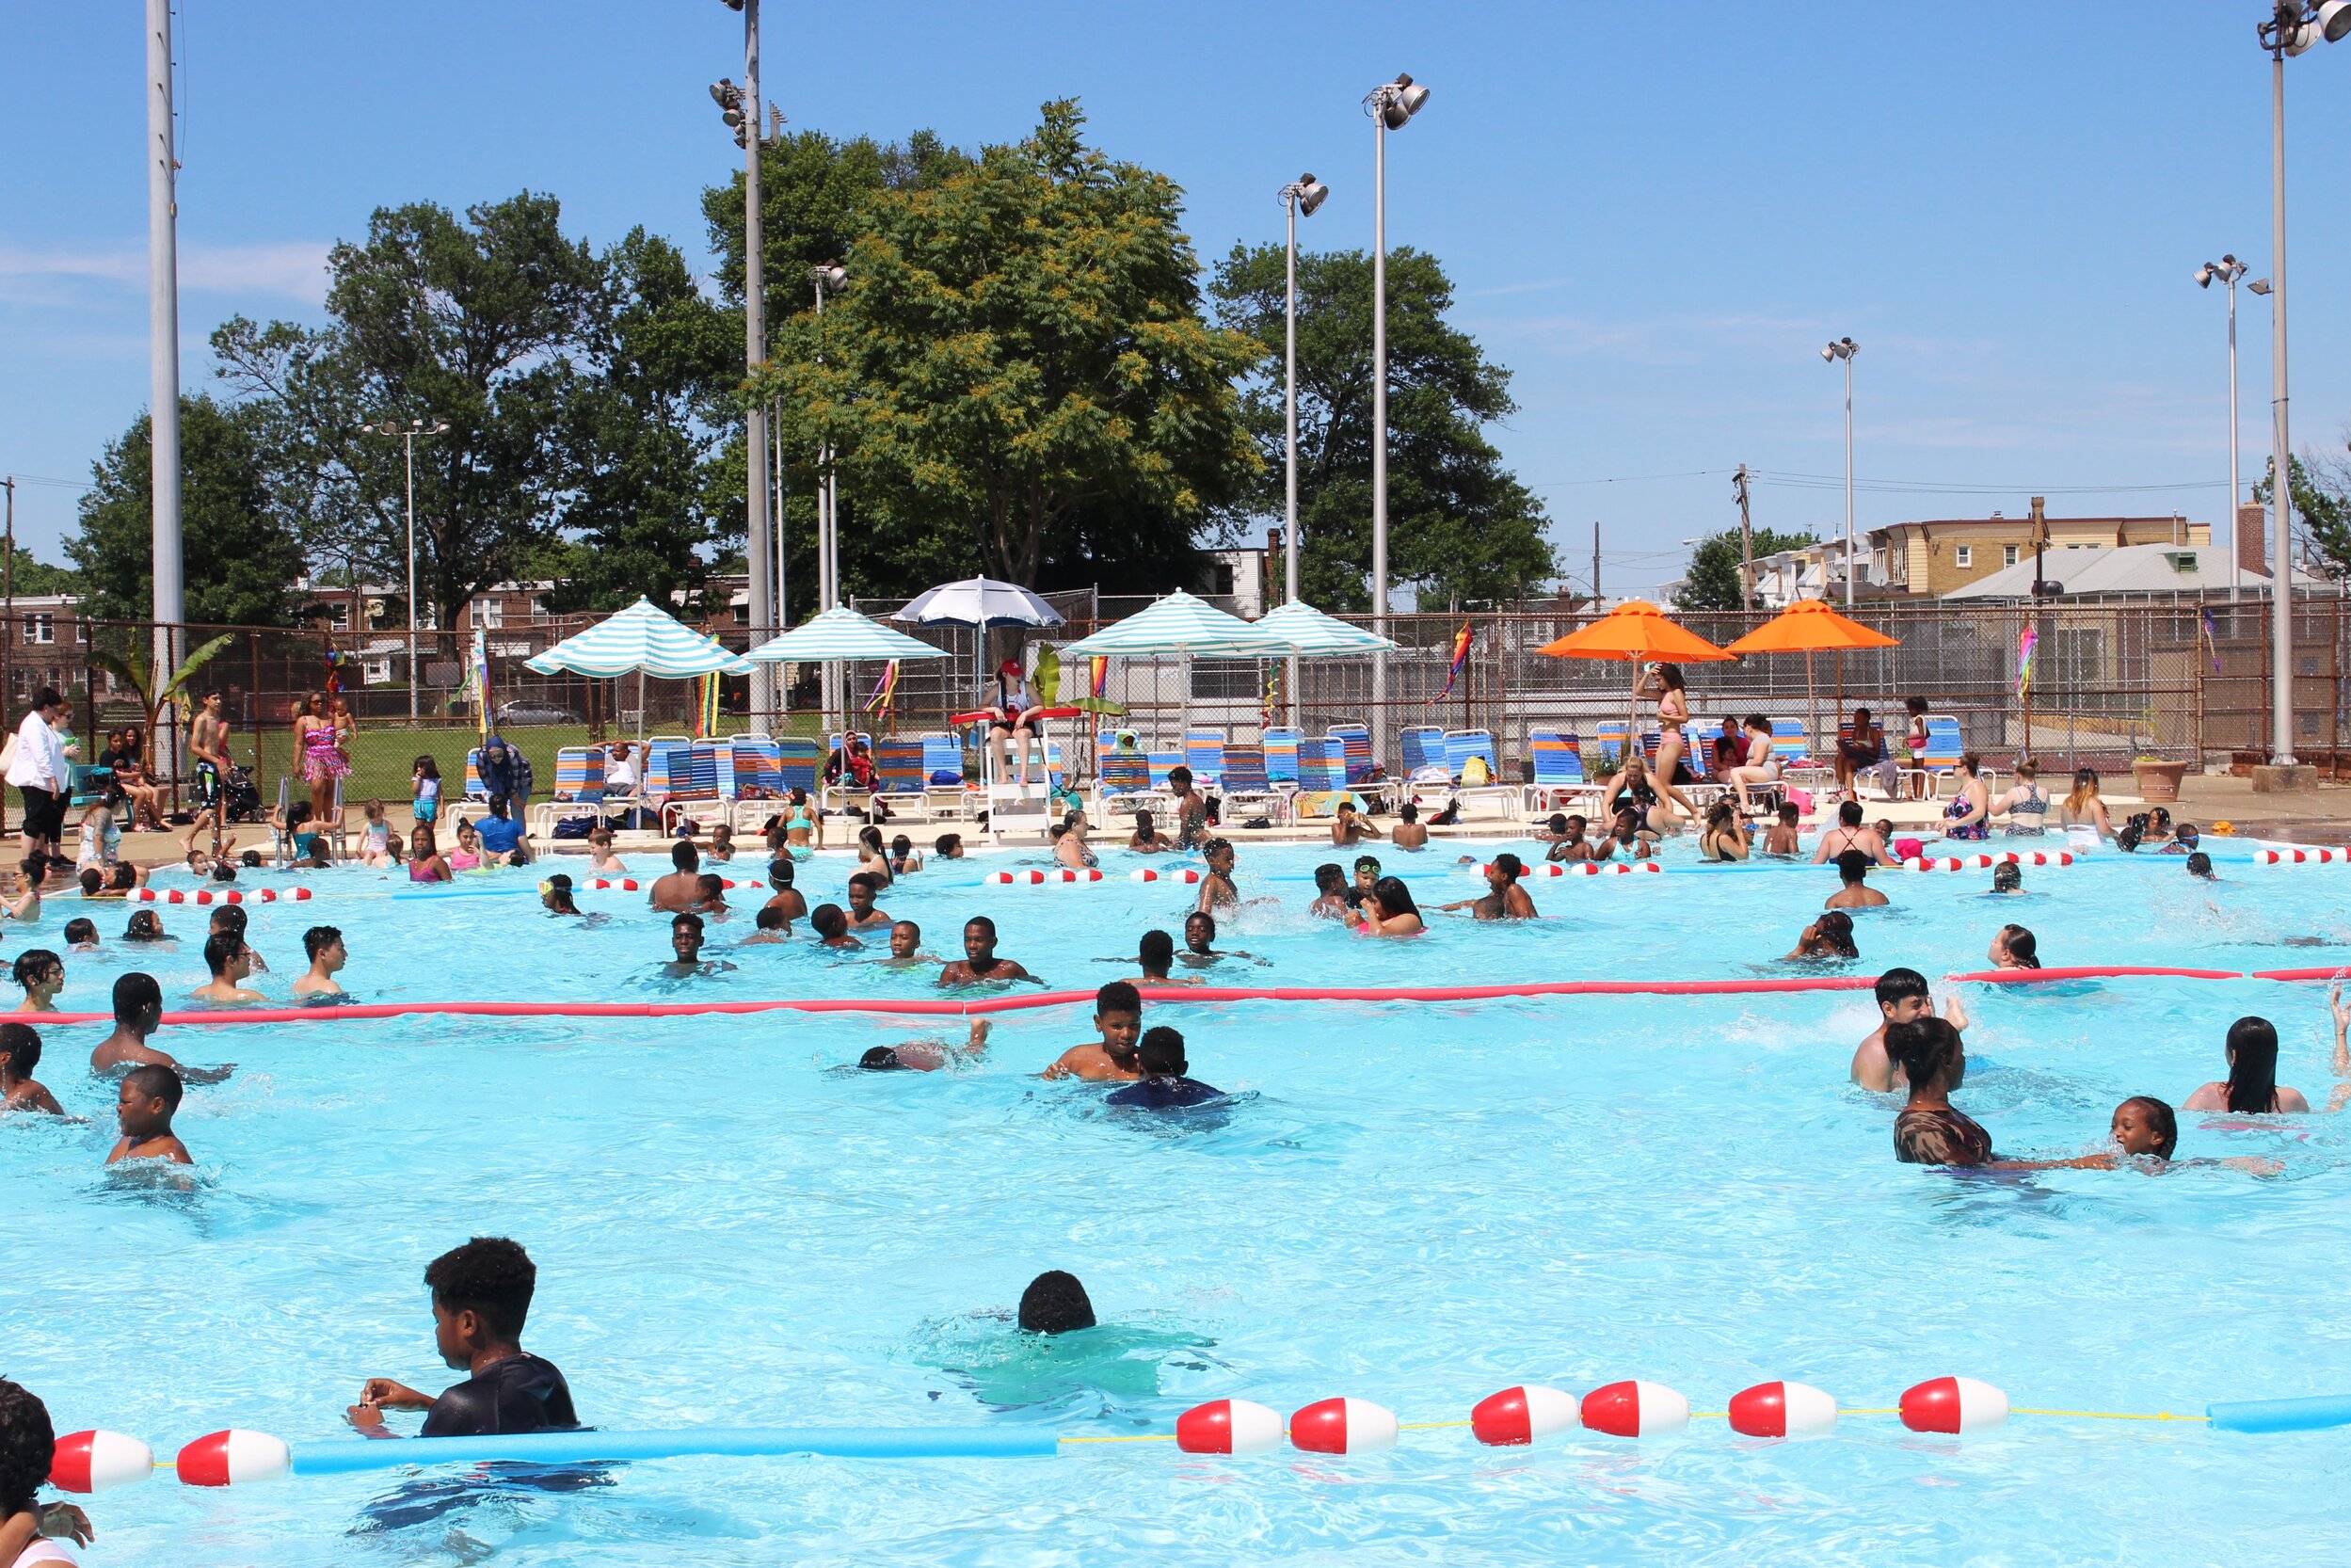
[2004,782,2049,837]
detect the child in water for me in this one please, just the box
[107,1064,192,1163]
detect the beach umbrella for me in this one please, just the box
[743,605,954,664]
[1059,589,1287,658]
[1538,600,1733,752]
[1252,600,1399,655]
[525,596,751,746]
[1725,599,1900,766]
[892,576,1064,629]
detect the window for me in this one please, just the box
[23,615,53,646]
[328,602,351,631]
[2003,545,2020,568]
[472,598,504,630]
[1955,546,1973,569]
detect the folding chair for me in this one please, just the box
[1262,727,1303,787]
[1218,742,1290,824]
[1328,723,1379,784]
[1439,728,1518,818]
[872,737,933,821]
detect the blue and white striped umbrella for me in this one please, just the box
[1253,600,1399,655]
[743,605,952,664]
[1059,590,1287,657]
[524,597,751,678]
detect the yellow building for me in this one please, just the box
[1865,514,2210,599]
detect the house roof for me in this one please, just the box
[1943,544,2307,599]
[1872,515,2196,536]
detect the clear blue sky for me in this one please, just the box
[5,1,2348,599]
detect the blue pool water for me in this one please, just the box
[16,832,2351,1565]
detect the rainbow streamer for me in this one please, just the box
[2016,626,2038,698]
[695,673,721,739]
[863,660,900,718]
[469,630,490,742]
[1433,622,1474,702]
[1090,656,1109,700]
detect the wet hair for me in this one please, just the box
[111,862,137,890]
[1185,910,1217,941]
[858,825,885,855]
[965,915,997,941]
[62,917,96,946]
[2187,851,2215,877]
[671,911,706,939]
[1778,801,1800,825]
[1371,876,1419,918]
[671,840,699,872]
[1399,800,1419,823]
[696,872,726,901]
[2119,1095,2180,1160]
[77,866,103,896]
[1018,1270,1096,1336]
[1137,929,1176,971]
[768,857,794,888]
[213,904,248,934]
[847,872,879,900]
[11,950,59,990]
[1492,853,1524,883]
[1991,861,2023,892]
[935,833,962,856]
[124,911,165,943]
[1886,1016,1962,1088]
[1132,809,1157,837]
[858,1045,909,1071]
[1998,923,2040,968]
[1813,910,1858,956]
[1048,823,1068,841]
[1875,967,1929,1009]
[1168,765,1192,791]
[0,1379,56,1515]
[1313,862,1345,893]
[123,1061,183,1112]
[890,834,912,856]
[1838,800,1863,827]
[811,904,848,938]
[202,933,244,978]
[1353,855,1381,875]
[1096,980,1141,1016]
[755,904,787,931]
[1563,814,1587,835]
[114,969,163,1023]
[0,1022,40,1077]
[1138,1024,1187,1076]
[544,879,580,915]
[2224,1016,2283,1113]
[303,925,342,962]
[424,1236,536,1343]
[213,861,239,882]
[1202,837,1232,861]
[1547,813,1569,834]
[1835,849,1869,885]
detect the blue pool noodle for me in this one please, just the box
[288,1426,1058,1474]
[2205,1396,2351,1433]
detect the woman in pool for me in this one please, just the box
[1640,662,1700,821]
[2058,766,2113,844]
[1991,760,2048,836]
[1697,799,1749,861]
[2183,1015,2313,1113]
[1785,910,1858,961]
[408,824,452,883]
[1357,876,1424,936]
[1989,923,2040,969]
[1942,753,1991,840]
[780,788,821,853]
[856,825,893,886]
[1888,1016,1994,1166]
[1599,752,1670,834]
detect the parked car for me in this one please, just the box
[493,699,581,727]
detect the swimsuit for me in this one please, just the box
[414,779,440,824]
[300,723,350,785]
[1944,794,1989,841]
[409,859,442,883]
[2004,784,2049,837]
[1894,1106,1994,1167]
[450,850,482,871]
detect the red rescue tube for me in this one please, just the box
[1945,965,2243,984]
[2248,967,2351,982]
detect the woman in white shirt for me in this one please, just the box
[4,690,71,864]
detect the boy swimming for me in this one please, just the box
[1103,1026,1223,1109]
[0,1023,62,1113]
[348,1237,578,1439]
[1043,981,1145,1080]
[936,916,1034,984]
[856,1019,991,1072]
[193,936,266,1005]
[106,1063,191,1164]
[294,926,348,999]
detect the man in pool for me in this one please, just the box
[106,1063,192,1164]
[1122,928,1201,987]
[1018,1270,1096,1335]
[1441,854,1538,920]
[762,857,808,923]
[1043,981,1145,1080]
[293,925,347,1000]
[878,920,936,968]
[856,1019,991,1072]
[1823,849,1889,909]
[348,1236,578,1439]
[0,1023,61,1113]
[1195,838,1239,913]
[1167,766,1208,849]
[91,970,229,1081]
[665,912,737,975]
[1179,909,1261,968]
[809,904,863,951]
[937,916,1035,985]
[1390,800,1429,851]
[648,840,702,913]
[1330,799,1381,847]
[194,935,265,1005]
[742,905,791,944]
[844,873,892,931]
[1851,967,1969,1093]
[1104,1026,1223,1109]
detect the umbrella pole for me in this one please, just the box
[1806,649,1816,789]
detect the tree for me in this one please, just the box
[1674,527,1818,612]
[0,549,79,598]
[68,394,305,626]
[1209,243,1559,611]
[88,632,233,761]
[2255,453,2351,582]
[751,102,1261,594]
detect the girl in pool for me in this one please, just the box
[359,800,397,867]
[124,909,169,943]
[1785,910,1858,961]
[449,820,485,872]
[856,825,893,886]
[1989,923,2040,969]
[1357,875,1424,936]
[1639,662,1701,822]
[706,824,736,864]
[408,824,452,883]
[2058,766,2112,843]
[1888,1016,1994,1166]
[541,874,584,916]
[2183,1014,2315,1113]
[1697,798,1749,861]
[1943,754,1991,840]
[889,834,922,875]
[780,788,821,853]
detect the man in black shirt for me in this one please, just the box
[348,1236,577,1437]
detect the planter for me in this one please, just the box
[2134,759,2187,804]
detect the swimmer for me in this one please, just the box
[1700,800,1751,861]
[11,950,61,1015]
[856,825,894,886]
[1018,1271,1096,1335]
[349,1236,578,1438]
[1989,923,2041,970]
[1049,821,1096,871]
[937,916,1036,986]
[2187,851,2217,880]
[877,919,937,968]
[194,935,265,1005]
[1594,807,1656,862]
[76,863,144,899]
[1167,766,1208,849]
[664,912,736,976]
[857,1018,991,1073]
[1043,981,1146,1080]
[293,925,347,1000]
[210,904,267,971]
[1103,1025,1223,1108]
[1762,800,1802,856]
[1852,968,1970,1092]
[1390,800,1430,850]
[1122,927,1200,986]
[1330,798,1382,847]
[1989,861,2023,895]
[106,1063,191,1164]
[706,823,735,864]
[844,872,891,930]
[740,905,791,945]
[2158,823,2201,857]
[0,1384,93,1563]
[1545,815,1596,864]
[934,832,965,860]
[810,904,863,951]
[762,857,808,923]
[61,917,97,952]
[541,874,584,916]
[1128,808,1169,854]
[694,872,730,918]
[585,826,626,875]
[122,909,168,944]
[408,825,452,883]
[648,840,701,912]
[1784,910,1858,960]
[889,834,922,876]
[1346,855,1383,909]
[1359,876,1425,936]
[1888,1016,1993,1167]
[1810,800,1899,866]
[2182,1012,2325,1113]
[0,1023,61,1114]
[1195,838,1239,913]
[1180,909,1262,967]
[1999,1096,2183,1171]
[1308,863,1351,920]
[92,971,231,1080]
[1823,849,1888,909]
[1441,855,1538,920]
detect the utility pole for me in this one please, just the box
[1591,522,1602,608]
[1733,464,1754,613]
[147,0,185,768]
[714,0,775,730]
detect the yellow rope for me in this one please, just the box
[1060,1433,1177,1445]
[2009,1408,2207,1422]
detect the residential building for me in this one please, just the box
[1866,514,2208,599]
[1943,543,2313,601]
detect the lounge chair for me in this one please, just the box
[1263,727,1303,787]
[1095,744,1173,824]
[1328,723,1379,785]
[1288,736,1354,820]
[872,737,933,821]
[1218,743,1290,825]
[1440,728,1519,818]
[1184,727,1227,790]
[1526,729,1605,817]
[1399,724,1447,779]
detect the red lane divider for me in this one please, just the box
[2246,967,2351,982]
[1943,965,2245,984]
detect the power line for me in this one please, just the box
[1751,469,2223,497]
[0,475,93,492]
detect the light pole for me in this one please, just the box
[2194,255,2250,600]
[1363,72,1428,764]
[369,417,448,723]
[713,0,777,729]
[147,0,184,770]
[1820,337,1859,607]
[1277,172,1327,725]
[811,261,847,728]
[2252,1,2349,765]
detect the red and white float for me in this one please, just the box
[1469,1384,1579,1446]
[1174,1399,1282,1455]
[175,1429,292,1486]
[1287,1397,1399,1454]
[1130,868,1203,883]
[49,1430,152,1492]
[1898,1375,2007,1434]
[2258,847,2344,865]
[1579,1380,1689,1437]
[1727,1380,1838,1438]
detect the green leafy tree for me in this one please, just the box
[2255,454,2351,582]
[88,632,233,759]
[751,102,1261,593]
[0,548,79,598]
[1673,527,1818,612]
[68,393,305,625]
[1209,243,1558,611]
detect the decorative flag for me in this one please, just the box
[468,629,491,741]
[1433,621,1475,702]
[863,660,900,718]
[695,672,721,739]
[323,648,350,696]
[2015,625,2038,698]
[2199,607,2222,673]
[1090,655,1109,701]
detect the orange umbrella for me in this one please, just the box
[1725,600,1900,769]
[1540,601,1733,761]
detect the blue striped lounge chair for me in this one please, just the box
[1218,742,1289,824]
[1527,729,1600,816]
[1184,727,1226,790]
[1399,724,1447,778]
[1328,723,1378,784]
[1263,727,1303,786]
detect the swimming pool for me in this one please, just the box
[17,832,2351,1565]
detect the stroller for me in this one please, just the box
[220,762,265,824]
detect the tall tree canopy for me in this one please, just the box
[2255,452,2351,583]
[70,393,304,626]
[1209,243,1559,611]
[1673,527,1819,612]
[742,103,1261,597]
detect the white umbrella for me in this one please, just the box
[893,577,1064,629]
[1253,600,1399,655]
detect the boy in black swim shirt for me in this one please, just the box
[349,1236,577,1438]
